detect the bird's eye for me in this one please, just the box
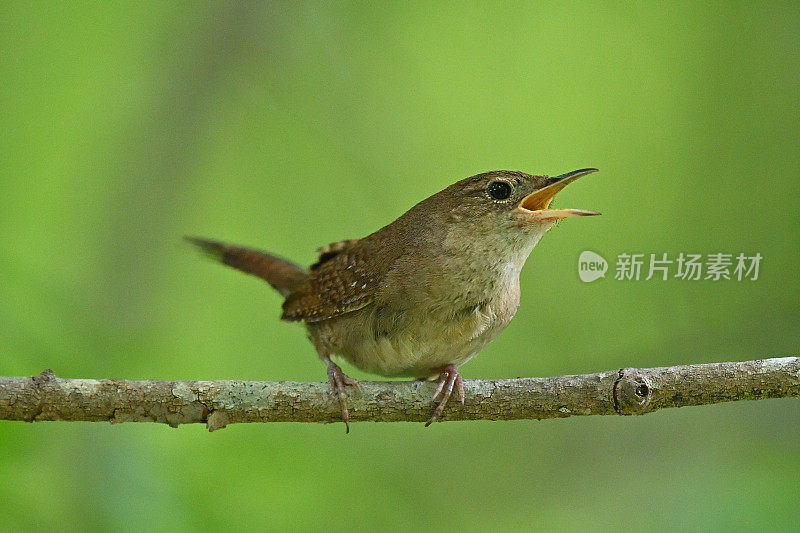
[487,181,512,201]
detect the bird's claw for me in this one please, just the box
[425,364,464,427]
[325,358,358,433]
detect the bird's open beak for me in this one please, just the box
[517,168,600,220]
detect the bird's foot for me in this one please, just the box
[325,357,359,433]
[425,364,464,427]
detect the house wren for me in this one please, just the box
[187,168,599,430]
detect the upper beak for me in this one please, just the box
[517,168,600,219]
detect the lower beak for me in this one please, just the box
[517,168,600,220]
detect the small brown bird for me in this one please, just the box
[187,168,599,430]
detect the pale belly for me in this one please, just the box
[307,298,518,378]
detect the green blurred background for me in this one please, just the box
[1,2,798,531]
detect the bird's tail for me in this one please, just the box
[185,237,308,297]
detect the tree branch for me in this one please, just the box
[1,357,797,431]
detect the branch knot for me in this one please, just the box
[613,369,653,415]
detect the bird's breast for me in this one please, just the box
[308,283,520,378]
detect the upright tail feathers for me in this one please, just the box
[185,237,308,297]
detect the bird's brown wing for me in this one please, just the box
[310,239,359,270]
[281,239,382,322]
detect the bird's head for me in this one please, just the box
[431,167,599,231]
[397,168,599,270]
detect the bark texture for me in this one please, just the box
[0,357,797,431]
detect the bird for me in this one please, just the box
[187,168,599,431]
